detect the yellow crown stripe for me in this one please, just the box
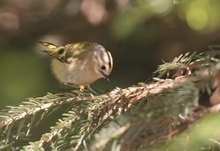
[107,51,113,71]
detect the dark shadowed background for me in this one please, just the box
[1,0,220,108]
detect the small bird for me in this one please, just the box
[39,41,113,90]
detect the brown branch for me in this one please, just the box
[21,76,192,150]
[91,76,192,127]
[0,76,191,130]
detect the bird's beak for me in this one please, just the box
[99,70,109,81]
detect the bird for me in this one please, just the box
[39,41,113,90]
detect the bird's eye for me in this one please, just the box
[101,65,106,70]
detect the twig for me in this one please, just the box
[0,93,88,129]
[18,76,192,150]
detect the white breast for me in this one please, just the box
[51,59,101,86]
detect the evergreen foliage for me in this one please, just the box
[1,51,220,150]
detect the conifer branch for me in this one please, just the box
[0,75,194,150]
[1,51,220,150]
[0,91,93,146]
[22,76,193,150]
[0,93,71,128]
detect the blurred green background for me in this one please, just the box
[1,0,220,108]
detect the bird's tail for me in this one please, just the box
[39,41,59,49]
[39,41,66,63]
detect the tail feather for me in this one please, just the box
[39,41,59,49]
[39,41,67,63]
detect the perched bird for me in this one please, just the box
[39,41,113,90]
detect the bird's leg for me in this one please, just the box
[86,85,97,95]
[67,83,84,95]
[79,85,86,91]
[78,85,96,96]
[67,83,96,96]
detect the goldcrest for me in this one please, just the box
[39,41,113,90]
